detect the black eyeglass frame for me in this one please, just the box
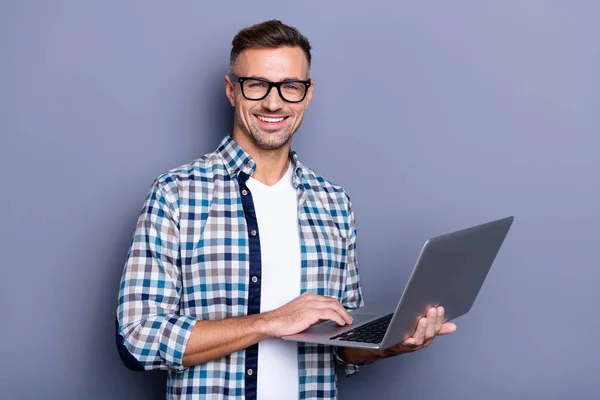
[231,75,312,103]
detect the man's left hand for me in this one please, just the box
[381,306,456,357]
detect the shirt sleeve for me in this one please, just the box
[333,193,365,376]
[115,179,197,371]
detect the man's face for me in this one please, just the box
[225,46,313,151]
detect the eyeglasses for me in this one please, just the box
[231,75,311,103]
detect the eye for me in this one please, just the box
[283,83,302,91]
[247,81,268,89]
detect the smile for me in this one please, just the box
[255,114,288,123]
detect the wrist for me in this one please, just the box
[341,347,385,365]
[254,312,274,339]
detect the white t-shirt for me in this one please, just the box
[246,161,301,400]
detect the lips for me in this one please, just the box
[255,114,289,122]
[254,114,289,129]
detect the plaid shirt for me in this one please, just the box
[116,134,364,399]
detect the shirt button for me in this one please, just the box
[242,189,248,196]
[251,276,258,283]
[250,230,257,237]
[247,368,253,376]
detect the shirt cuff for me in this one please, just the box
[159,315,198,372]
[333,346,364,377]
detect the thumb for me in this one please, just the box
[439,322,457,335]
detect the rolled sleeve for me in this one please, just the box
[333,346,364,377]
[116,179,197,371]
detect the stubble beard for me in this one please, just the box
[235,109,299,151]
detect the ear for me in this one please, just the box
[224,75,236,107]
[305,78,314,107]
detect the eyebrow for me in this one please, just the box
[248,75,306,81]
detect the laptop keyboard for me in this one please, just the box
[330,313,393,344]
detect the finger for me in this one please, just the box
[330,300,354,325]
[413,318,428,345]
[439,322,457,335]
[435,306,445,333]
[306,293,339,303]
[312,300,354,325]
[317,309,347,326]
[425,308,437,339]
[300,292,336,303]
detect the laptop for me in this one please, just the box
[281,216,514,349]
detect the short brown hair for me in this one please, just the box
[230,20,312,77]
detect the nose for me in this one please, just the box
[261,86,284,112]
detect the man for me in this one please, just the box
[116,20,456,399]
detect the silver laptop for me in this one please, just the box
[281,216,514,349]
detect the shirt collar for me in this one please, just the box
[216,134,306,188]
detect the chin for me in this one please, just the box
[254,134,292,151]
[254,138,289,151]
[249,128,292,150]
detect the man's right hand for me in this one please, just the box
[263,292,354,338]
[181,292,352,366]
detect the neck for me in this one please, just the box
[232,131,291,186]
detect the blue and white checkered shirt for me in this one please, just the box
[116,134,364,399]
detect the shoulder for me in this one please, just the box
[303,166,350,201]
[150,150,225,208]
[301,165,356,233]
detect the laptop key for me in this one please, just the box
[330,313,393,343]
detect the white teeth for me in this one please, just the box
[257,115,285,123]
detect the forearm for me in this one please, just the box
[338,347,384,365]
[182,313,271,367]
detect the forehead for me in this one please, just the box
[235,47,309,80]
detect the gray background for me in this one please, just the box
[1,1,598,399]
